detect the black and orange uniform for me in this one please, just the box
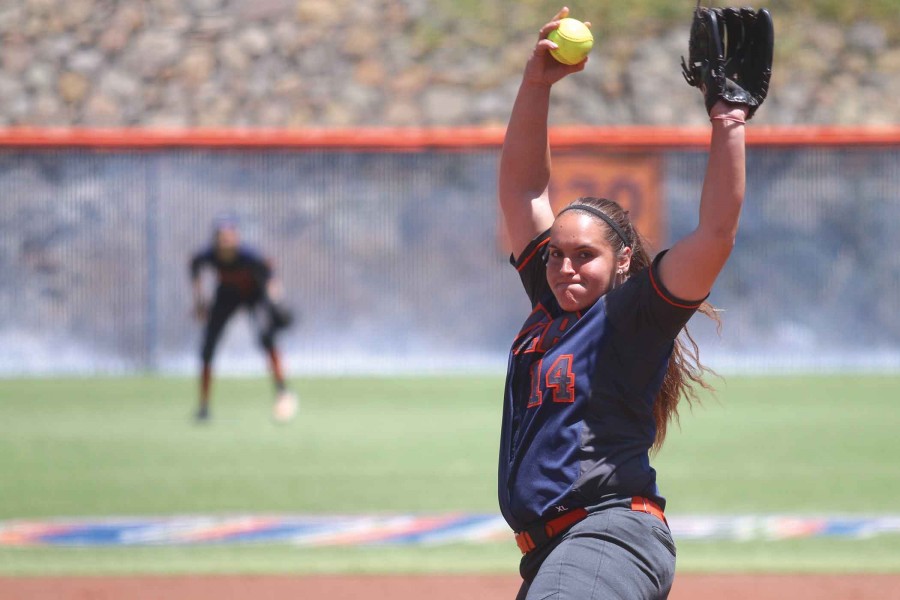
[502,231,703,598]
[190,244,288,412]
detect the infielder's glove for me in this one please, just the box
[269,301,295,330]
[681,6,774,119]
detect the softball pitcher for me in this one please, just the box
[497,6,773,599]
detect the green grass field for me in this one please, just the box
[1,374,899,575]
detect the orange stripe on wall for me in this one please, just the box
[1,126,899,150]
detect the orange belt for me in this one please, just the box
[515,507,588,555]
[631,496,668,527]
[514,496,667,555]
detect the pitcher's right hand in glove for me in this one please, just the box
[681,6,774,119]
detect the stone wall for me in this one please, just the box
[1,0,898,129]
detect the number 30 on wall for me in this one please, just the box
[527,354,576,408]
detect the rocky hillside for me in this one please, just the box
[1,0,898,129]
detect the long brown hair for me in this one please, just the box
[564,197,718,451]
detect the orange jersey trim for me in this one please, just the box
[648,263,704,310]
[516,238,550,272]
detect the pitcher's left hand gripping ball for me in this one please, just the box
[681,6,774,119]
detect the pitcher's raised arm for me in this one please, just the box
[498,7,588,259]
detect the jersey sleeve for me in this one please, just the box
[510,230,552,308]
[189,248,213,279]
[257,260,273,287]
[252,256,273,284]
[605,249,707,343]
[240,247,273,286]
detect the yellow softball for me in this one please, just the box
[547,18,594,65]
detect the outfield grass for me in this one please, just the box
[1,374,899,575]
[0,377,501,517]
[656,375,900,514]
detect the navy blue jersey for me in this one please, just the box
[498,230,704,532]
[189,245,272,302]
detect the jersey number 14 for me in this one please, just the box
[527,354,576,408]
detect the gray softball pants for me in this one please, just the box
[515,498,676,600]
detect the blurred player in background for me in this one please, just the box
[189,215,297,423]
[497,6,771,599]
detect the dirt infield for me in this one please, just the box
[2,574,900,600]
